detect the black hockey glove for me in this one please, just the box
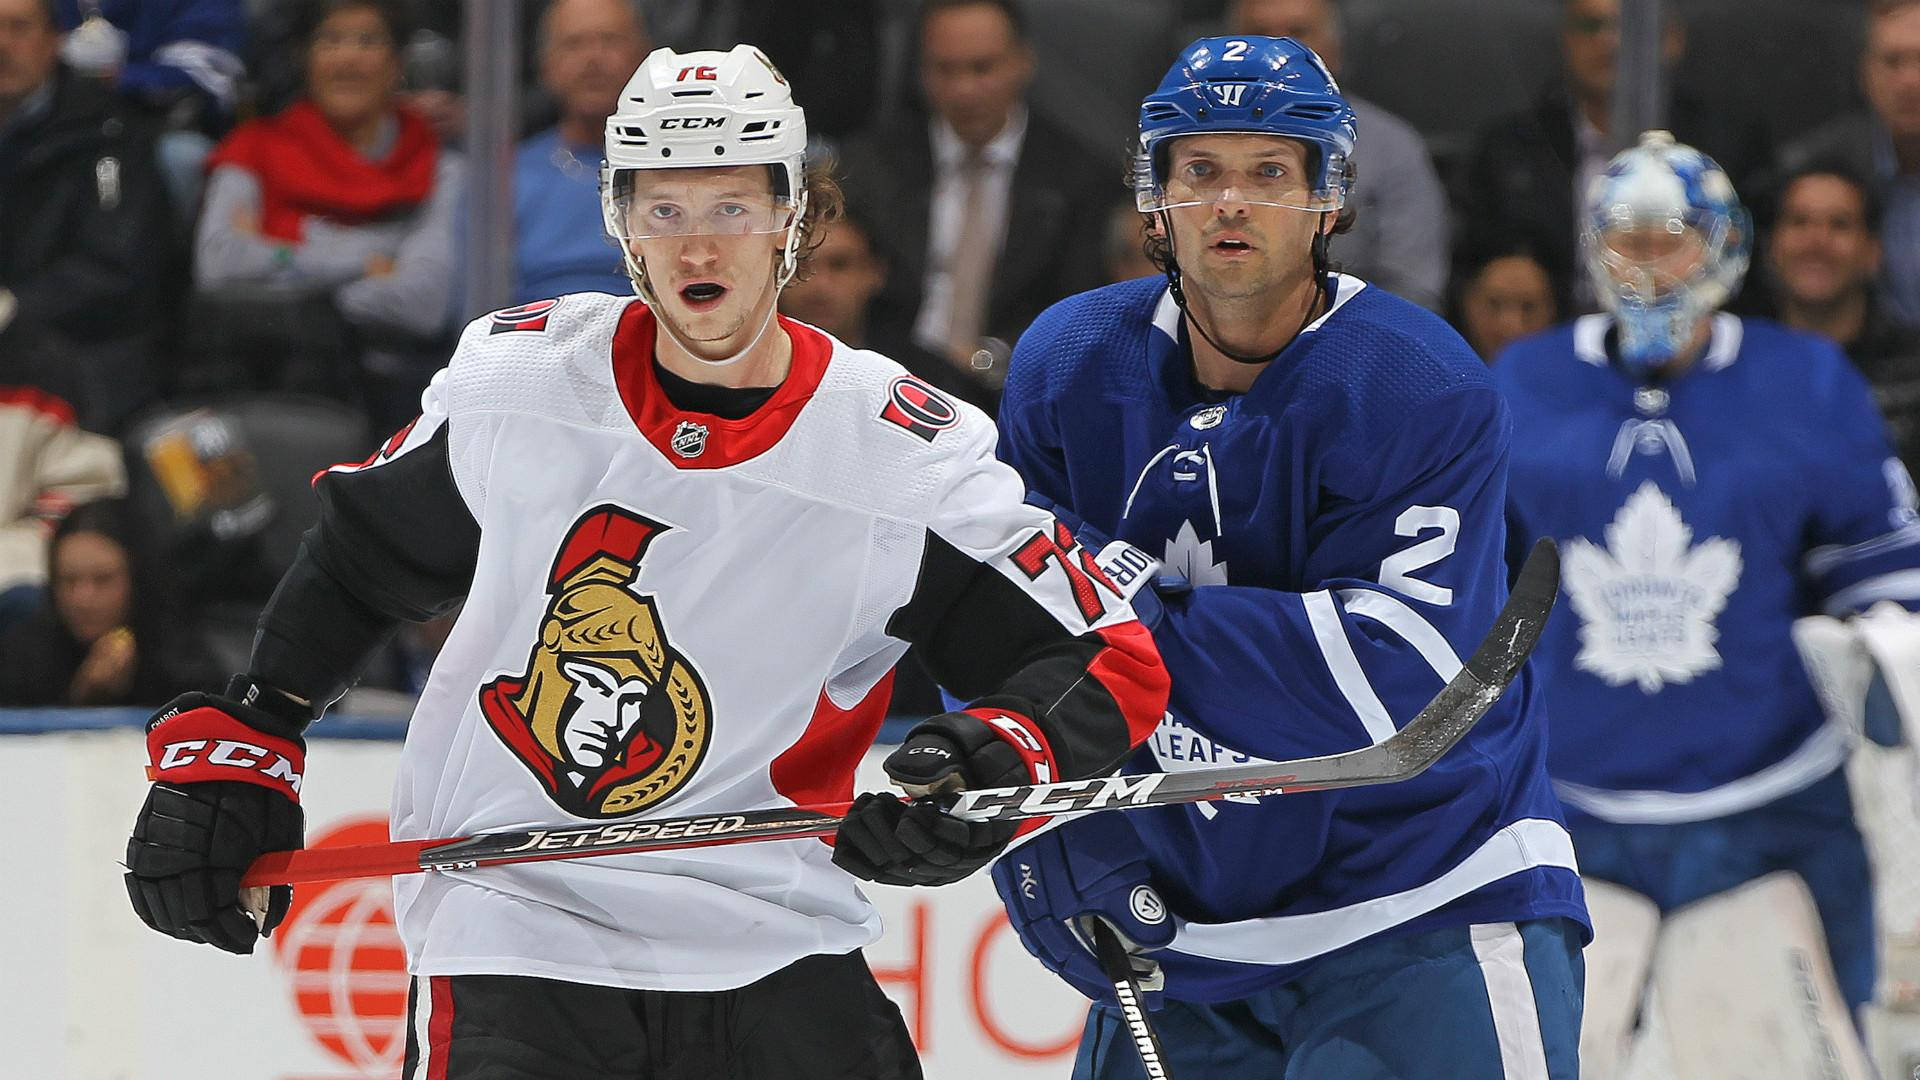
[125,678,309,955]
[833,709,1049,887]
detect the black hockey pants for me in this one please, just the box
[402,949,923,1079]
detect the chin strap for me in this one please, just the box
[1159,209,1331,369]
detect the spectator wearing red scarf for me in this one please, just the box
[192,0,460,413]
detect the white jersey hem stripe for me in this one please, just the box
[1471,922,1552,1080]
[1165,817,1576,966]
[1553,722,1850,823]
[1304,589,1397,744]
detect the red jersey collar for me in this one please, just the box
[610,300,831,469]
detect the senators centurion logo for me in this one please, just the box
[478,505,713,818]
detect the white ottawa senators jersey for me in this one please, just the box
[300,293,1164,991]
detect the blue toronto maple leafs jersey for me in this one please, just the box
[999,274,1588,1001]
[1495,314,1920,824]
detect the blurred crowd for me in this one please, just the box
[1,0,1917,711]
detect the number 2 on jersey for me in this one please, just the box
[1379,505,1459,606]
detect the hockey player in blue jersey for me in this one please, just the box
[1495,131,1920,1075]
[986,36,1589,1079]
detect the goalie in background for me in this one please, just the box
[1493,131,1920,1079]
[988,35,1588,1080]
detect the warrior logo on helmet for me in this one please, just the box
[479,505,712,818]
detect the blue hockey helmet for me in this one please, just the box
[1582,130,1750,375]
[1134,36,1357,215]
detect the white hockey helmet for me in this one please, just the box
[601,45,811,290]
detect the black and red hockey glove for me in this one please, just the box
[125,677,309,955]
[833,708,1056,887]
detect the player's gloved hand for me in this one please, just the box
[833,709,1049,886]
[125,677,309,955]
[991,810,1175,1004]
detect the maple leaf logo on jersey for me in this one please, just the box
[478,505,712,818]
[1163,520,1229,585]
[1563,481,1743,694]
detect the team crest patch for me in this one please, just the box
[670,420,708,458]
[878,375,958,442]
[488,299,559,334]
[1563,481,1743,694]
[478,505,713,817]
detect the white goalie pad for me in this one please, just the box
[1579,880,1661,1080]
[1634,872,1873,1080]
[1793,614,1878,736]
[1854,602,1920,748]
[1794,605,1920,745]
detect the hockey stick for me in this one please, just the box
[1091,919,1176,1080]
[243,539,1558,888]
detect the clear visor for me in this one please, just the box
[608,176,797,239]
[1593,216,1711,302]
[1136,151,1341,214]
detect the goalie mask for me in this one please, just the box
[1582,131,1750,377]
[601,45,809,363]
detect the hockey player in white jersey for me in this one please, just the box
[121,45,1168,1079]
[1495,131,1920,1078]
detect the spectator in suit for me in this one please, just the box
[1454,245,1559,363]
[1779,0,1920,330]
[511,0,650,304]
[838,0,1113,409]
[1459,0,1768,314]
[193,0,462,427]
[1229,0,1450,310]
[53,0,247,219]
[1767,161,1920,475]
[639,0,882,142]
[0,0,176,433]
[0,499,221,707]
[0,321,125,634]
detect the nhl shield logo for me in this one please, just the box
[478,505,713,818]
[670,420,708,458]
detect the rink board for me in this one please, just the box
[0,726,1090,1080]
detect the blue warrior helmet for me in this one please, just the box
[1582,130,1751,376]
[1133,35,1357,216]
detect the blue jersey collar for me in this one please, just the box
[1572,312,1744,374]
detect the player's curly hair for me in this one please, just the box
[788,161,847,284]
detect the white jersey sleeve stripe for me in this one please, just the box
[1470,922,1553,1080]
[1304,589,1397,745]
[1337,587,1464,681]
[1805,523,1920,578]
[1823,568,1920,615]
